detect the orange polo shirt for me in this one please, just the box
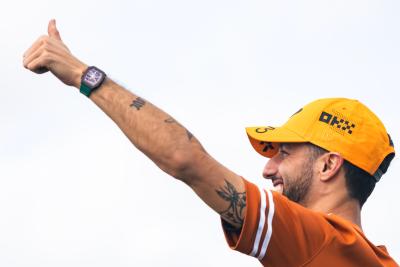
[222,178,398,267]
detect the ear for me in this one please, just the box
[316,152,344,182]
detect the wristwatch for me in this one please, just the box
[80,66,107,97]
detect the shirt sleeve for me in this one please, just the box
[221,177,333,266]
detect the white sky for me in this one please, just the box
[1,0,399,266]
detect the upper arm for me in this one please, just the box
[181,151,246,230]
[178,151,330,265]
[221,182,331,265]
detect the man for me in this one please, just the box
[23,20,398,266]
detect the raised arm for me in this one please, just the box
[23,20,246,230]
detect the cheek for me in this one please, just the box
[278,161,292,181]
[279,159,302,182]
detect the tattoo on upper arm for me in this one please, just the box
[216,180,246,228]
[130,97,146,110]
[164,117,194,141]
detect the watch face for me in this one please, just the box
[83,67,105,88]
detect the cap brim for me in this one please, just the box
[246,126,306,158]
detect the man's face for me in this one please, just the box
[262,143,317,204]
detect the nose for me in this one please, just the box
[262,156,280,179]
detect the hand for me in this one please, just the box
[23,19,88,88]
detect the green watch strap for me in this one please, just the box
[80,83,92,97]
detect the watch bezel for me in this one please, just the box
[81,66,106,90]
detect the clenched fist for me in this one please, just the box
[23,19,88,88]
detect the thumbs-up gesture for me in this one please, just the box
[23,20,87,88]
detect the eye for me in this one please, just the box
[279,149,289,158]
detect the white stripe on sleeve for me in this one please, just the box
[249,186,267,257]
[257,189,275,260]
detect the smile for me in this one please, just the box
[272,178,284,187]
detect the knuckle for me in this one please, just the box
[42,42,50,51]
[42,53,53,63]
[40,36,52,47]
[39,35,48,43]
[26,62,34,70]
[41,49,48,56]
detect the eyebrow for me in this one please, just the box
[279,143,289,150]
[279,143,295,151]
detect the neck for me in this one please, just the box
[302,191,362,229]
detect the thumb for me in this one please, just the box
[48,19,62,41]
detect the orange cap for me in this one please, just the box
[246,98,395,181]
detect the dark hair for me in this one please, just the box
[308,143,395,208]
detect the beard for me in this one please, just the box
[282,160,314,204]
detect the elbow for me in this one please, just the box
[161,147,205,185]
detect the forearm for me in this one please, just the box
[87,78,206,180]
[25,21,247,227]
[22,23,205,181]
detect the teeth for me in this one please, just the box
[273,184,283,194]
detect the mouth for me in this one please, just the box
[272,178,284,193]
[272,178,284,187]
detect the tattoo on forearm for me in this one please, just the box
[186,130,194,140]
[216,180,246,227]
[164,118,176,123]
[164,117,194,141]
[130,97,146,110]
